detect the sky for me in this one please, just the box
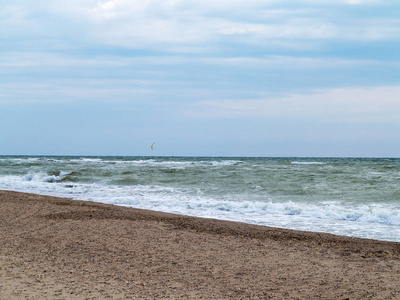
[1,0,400,157]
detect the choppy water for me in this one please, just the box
[1,156,399,242]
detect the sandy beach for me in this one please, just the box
[1,190,399,299]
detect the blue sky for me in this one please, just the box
[1,0,400,157]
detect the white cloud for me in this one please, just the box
[77,2,337,46]
[187,86,400,122]
[202,55,397,70]
[3,0,398,51]
[345,0,381,4]
[0,78,160,105]
[0,5,29,24]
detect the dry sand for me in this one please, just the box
[1,190,399,299]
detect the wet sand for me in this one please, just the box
[1,190,400,299]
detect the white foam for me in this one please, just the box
[22,171,71,183]
[0,157,41,163]
[70,158,104,163]
[291,161,326,165]
[2,171,399,242]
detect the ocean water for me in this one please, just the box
[1,156,399,242]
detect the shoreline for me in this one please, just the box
[1,190,400,299]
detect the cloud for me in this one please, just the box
[1,1,400,109]
[345,0,381,4]
[202,55,391,69]
[0,5,29,24]
[3,0,400,53]
[187,86,400,122]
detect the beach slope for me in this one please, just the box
[1,190,399,299]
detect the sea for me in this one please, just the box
[1,156,399,242]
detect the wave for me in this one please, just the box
[70,158,104,163]
[291,161,326,165]
[180,199,400,226]
[2,171,398,228]
[1,156,400,241]
[23,171,72,183]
